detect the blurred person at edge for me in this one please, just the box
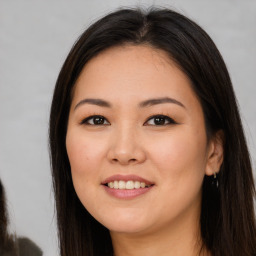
[0,179,43,256]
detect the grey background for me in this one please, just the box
[0,0,255,255]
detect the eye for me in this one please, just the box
[144,115,176,126]
[81,115,110,125]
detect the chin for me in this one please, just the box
[97,213,150,234]
[108,223,147,234]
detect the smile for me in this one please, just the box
[102,175,155,199]
[106,180,152,189]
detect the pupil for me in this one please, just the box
[94,117,104,124]
[155,117,165,125]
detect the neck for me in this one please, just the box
[110,207,209,256]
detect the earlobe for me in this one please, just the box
[205,130,224,176]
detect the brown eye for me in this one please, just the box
[81,115,110,125]
[145,115,176,126]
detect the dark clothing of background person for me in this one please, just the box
[1,237,43,256]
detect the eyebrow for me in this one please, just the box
[74,98,112,110]
[74,97,185,111]
[139,97,186,108]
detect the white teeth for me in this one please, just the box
[108,182,114,188]
[107,180,151,189]
[134,181,140,189]
[114,181,119,189]
[125,181,134,189]
[119,180,126,189]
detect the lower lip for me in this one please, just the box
[102,185,154,199]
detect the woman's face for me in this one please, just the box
[66,45,219,235]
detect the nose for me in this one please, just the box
[107,125,146,165]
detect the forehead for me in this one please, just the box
[72,45,197,107]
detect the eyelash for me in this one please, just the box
[80,114,177,126]
[80,115,110,125]
[145,115,177,126]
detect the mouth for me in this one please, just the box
[101,175,154,199]
[103,180,153,189]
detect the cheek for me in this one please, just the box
[145,129,208,220]
[65,130,109,203]
[66,131,104,174]
[148,128,208,182]
[66,131,107,208]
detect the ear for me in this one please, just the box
[205,130,224,176]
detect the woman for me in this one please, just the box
[49,7,256,256]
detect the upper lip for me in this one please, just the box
[101,174,154,185]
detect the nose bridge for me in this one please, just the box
[108,121,145,164]
[114,122,137,153]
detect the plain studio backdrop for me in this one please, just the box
[0,0,255,255]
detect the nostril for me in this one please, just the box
[111,158,137,164]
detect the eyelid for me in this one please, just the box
[80,115,110,125]
[144,114,177,126]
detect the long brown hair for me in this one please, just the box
[49,7,256,256]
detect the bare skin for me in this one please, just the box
[66,45,223,256]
